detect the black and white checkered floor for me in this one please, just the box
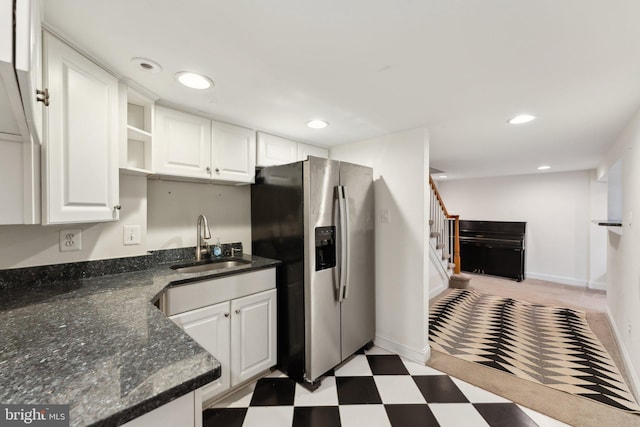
[203,346,568,427]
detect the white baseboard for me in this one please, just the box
[606,308,640,402]
[588,281,607,291]
[526,272,587,288]
[375,334,430,364]
[429,282,447,300]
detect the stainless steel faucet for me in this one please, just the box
[196,214,211,261]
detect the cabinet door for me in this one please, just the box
[154,106,211,179]
[43,32,119,224]
[170,301,231,401]
[256,132,297,167]
[0,0,29,141]
[230,288,277,386]
[211,121,255,183]
[297,142,328,161]
[15,0,43,146]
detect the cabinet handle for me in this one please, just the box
[235,309,240,315]
[36,88,50,107]
[206,166,211,174]
[113,205,122,211]
[215,168,220,174]
[224,312,230,318]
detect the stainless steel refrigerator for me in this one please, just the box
[251,156,375,389]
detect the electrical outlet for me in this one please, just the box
[628,320,632,336]
[123,225,141,246]
[59,229,82,252]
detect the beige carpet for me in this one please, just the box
[428,281,640,427]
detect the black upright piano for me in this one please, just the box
[459,220,526,282]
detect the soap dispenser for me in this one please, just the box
[212,238,223,257]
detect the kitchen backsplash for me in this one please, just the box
[0,242,243,290]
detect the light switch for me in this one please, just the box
[123,225,141,246]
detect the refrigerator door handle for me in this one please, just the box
[338,185,350,301]
[342,185,351,300]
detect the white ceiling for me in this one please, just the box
[42,0,640,179]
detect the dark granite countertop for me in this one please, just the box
[0,254,280,426]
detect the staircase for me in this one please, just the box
[428,176,471,295]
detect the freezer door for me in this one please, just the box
[339,162,375,359]
[303,157,341,381]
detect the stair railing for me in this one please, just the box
[429,176,461,274]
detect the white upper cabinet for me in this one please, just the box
[256,132,297,166]
[297,142,328,161]
[1,0,44,144]
[0,0,29,141]
[257,131,328,166]
[211,121,256,184]
[42,32,119,224]
[0,0,41,225]
[154,105,211,180]
[120,86,155,175]
[0,138,39,224]
[15,0,43,146]
[154,105,255,184]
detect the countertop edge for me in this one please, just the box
[92,368,220,427]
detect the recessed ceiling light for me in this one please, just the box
[439,175,447,179]
[307,120,328,129]
[508,114,536,124]
[175,72,214,89]
[131,57,162,74]
[537,165,551,170]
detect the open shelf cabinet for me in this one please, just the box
[119,84,154,175]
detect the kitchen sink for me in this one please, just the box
[171,258,251,274]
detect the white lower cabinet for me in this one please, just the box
[170,301,231,401]
[121,391,195,427]
[230,289,277,385]
[170,288,277,403]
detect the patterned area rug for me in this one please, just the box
[429,289,640,413]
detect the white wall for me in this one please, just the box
[147,179,251,252]
[330,128,430,363]
[598,109,640,398]
[438,170,606,288]
[0,175,148,269]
